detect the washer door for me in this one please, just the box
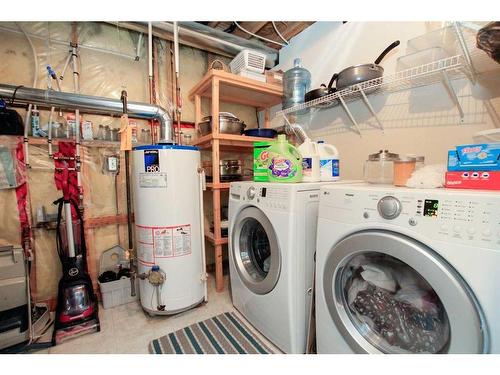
[232,206,281,295]
[323,230,487,354]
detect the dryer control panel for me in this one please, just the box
[319,185,500,251]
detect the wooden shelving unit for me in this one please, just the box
[188,69,282,292]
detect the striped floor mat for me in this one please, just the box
[149,312,274,354]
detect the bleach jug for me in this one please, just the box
[318,141,340,181]
[267,134,302,183]
[298,138,320,182]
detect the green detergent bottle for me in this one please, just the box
[267,134,303,183]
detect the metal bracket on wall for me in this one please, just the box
[453,21,477,83]
[358,85,384,132]
[440,70,465,121]
[338,94,362,136]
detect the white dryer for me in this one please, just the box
[228,181,358,353]
[316,184,500,354]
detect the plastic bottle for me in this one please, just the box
[298,138,320,182]
[283,58,311,114]
[317,140,340,181]
[253,141,272,182]
[267,134,302,183]
[31,108,41,137]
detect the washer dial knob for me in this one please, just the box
[246,186,256,200]
[377,196,402,220]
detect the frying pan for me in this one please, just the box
[333,40,400,91]
[243,128,277,138]
[304,73,339,108]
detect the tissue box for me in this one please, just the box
[447,144,500,171]
[445,171,500,190]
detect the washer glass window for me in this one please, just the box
[338,252,451,354]
[239,217,271,281]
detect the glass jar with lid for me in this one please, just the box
[364,150,400,184]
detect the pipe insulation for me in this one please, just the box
[0,84,174,143]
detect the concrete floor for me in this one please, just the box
[35,274,279,354]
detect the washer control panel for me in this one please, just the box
[231,183,290,211]
[319,186,500,250]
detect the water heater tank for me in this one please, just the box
[132,144,206,315]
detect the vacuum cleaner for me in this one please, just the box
[52,167,99,344]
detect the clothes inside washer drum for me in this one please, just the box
[351,284,448,353]
[343,253,450,354]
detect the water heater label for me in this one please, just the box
[139,172,167,188]
[137,224,192,261]
[136,225,154,265]
[144,150,160,173]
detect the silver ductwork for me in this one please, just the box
[274,123,309,144]
[0,84,173,143]
[109,21,279,68]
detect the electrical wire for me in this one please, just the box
[16,22,39,88]
[272,21,290,45]
[233,21,286,47]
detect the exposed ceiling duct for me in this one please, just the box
[0,84,174,143]
[108,21,279,68]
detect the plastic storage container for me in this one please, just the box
[98,245,139,309]
[282,58,311,114]
[317,141,340,181]
[267,134,302,183]
[406,25,460,56]
[298,138,320,182]
[396,47,449,72]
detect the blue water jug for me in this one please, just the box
[282,58,311,114]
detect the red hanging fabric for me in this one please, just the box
[14,137,30,249]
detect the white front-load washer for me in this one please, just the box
[228,181,358,353]
[316,183,500,354]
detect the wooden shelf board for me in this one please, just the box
[26,136,120,148]
[193,133,275,149]
[205,232,228,246]
[206,182,232,190]
[188,69,282,108]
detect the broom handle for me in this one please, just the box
[121,90,136,297]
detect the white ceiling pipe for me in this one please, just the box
[148,22,153,80]
[111,21,279,68]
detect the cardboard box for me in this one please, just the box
[265,70,284,86]
[445,171,500,190]
[448,143,500,171]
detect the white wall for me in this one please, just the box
[273,22,500,180]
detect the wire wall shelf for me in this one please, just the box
[275,22,500,136]
[278,55,464,115]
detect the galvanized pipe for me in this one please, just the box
[113,21,279,68]
[0,84,174,143]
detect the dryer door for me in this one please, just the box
[231,206,281,295]
[322,230,487,354]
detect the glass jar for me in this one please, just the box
[104,125,111,141]
[96,124,105,140]
[110,128,119,142]
[393,156,417,187]
[183,134,192,145]
[364,150,400,184]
